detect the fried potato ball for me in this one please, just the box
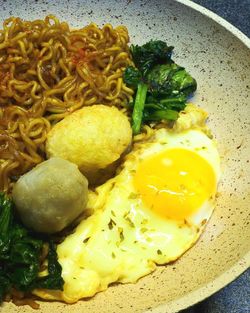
[46,105,132,183]
[12,157,88,234]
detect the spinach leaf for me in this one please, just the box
[130,40,174,76]
[0,192,64,302]
[34,241,64,290]
[123,40,197,133]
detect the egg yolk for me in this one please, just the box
[134,148,216,220]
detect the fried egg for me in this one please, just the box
[34,128,220,303]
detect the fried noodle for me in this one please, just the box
[0,15,134,192]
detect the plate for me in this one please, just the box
[1,0,249,312]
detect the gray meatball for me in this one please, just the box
[12,157,88,234]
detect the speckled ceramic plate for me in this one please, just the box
[1,0,249,312]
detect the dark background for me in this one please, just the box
[192,0,250,36]
[181,1,250,312]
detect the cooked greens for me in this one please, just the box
[123,40,197,134]
[130,82,148,135]
[0,192,64,303]
[130,40,174,76]
[146,63,197,97]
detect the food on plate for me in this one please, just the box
[12,157,88,234]
[46,105,132,184]
[123,40,197,134]
[34,128,220,303]
[0,193,64,304]
[173,103,208,132]
[0,16,133,192]
[0,15,220,308]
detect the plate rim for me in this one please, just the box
[177,0,250,47]
[148,1,250,312]
[147,252,250,312]
[0,1,249,312]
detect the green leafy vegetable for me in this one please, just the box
[34,242,64,290]
[123,66,142,88]
[143,109,179,122]
[0,192,64,303]
[145,94,187,112]
[130,40,174,76]
[147,63,197,97]
[0,271,10,303]
[123,40,197,134]
[131,82,148,134]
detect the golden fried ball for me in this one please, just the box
[46,105,132,183]
[12,157,88,234]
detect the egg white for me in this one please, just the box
[34,128,220,303]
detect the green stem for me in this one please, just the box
[132,82,148,135]
[143,109,179,121]
[160,95,186,105]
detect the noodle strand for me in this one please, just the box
[0,16,133,192]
